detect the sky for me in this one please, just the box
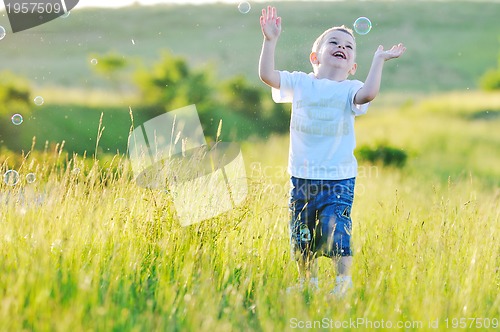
[76,0,268,8]
[0,0,271,11]
[67,0,498,8]
[74,0,350,9]
[0,0,293,13]
[0,0,493,11]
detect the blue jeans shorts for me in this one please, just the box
[289,176,355,259]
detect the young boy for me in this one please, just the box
[258,6,405,295]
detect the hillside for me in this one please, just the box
[1,1,499,188]
[0,1,499,92]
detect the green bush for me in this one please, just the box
[357,143,408,168]
[0,71,33,143]
[134,51,289,140]
[0,71,32,115]
[219,75,289,135]
[479,68,500,91]
[134,50,215,113]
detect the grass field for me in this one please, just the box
[0,122,499,331]
[1,1,500,153]
[1,87,499,330]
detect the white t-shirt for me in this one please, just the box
[272,70,369,180]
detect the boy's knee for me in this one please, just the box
[321,214,352,257]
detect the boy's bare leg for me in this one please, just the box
[336,256,352,276]
[309,258,319,289]
[297,256,318,277]
[286,256,307,293]
[331,255,353,296]
[293,252,319,290]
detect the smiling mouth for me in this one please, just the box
[332,51,346,59]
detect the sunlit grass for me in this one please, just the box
[0,89,498,330]
[356,91,500,187]
[33,86,141,108]
[1,127,499,331]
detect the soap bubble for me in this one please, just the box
[114,198,128,209]
[11,114,23,125]
[34,96,44,106]
[238,2,251,14]
[26,173,37,184]
[4,170,20,186]
[353,17,372,35]
[0,26,6,40]
[90,58,98,65]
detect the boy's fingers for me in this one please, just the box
[261,6,281,31]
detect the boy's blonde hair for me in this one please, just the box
[311,25,356,54]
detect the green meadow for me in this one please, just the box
[0,1,499,90]
[0,1,499,331]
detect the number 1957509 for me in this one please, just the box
[444,317,499,329]
[6,2,65,14]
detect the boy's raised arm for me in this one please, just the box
[354,43,406,104]
[259,6,281,89]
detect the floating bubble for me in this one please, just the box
[4,170,20,186]
[34,96,44,106]
[11,114,23,125]
[114,198,127,206]
[26,173,36,184]
[353,17,372,35]
[114,198,128,211]
[238,2,251,14]
[0,26,6,40]
[90,58,98,65]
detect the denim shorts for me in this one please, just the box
[289,176,355,259]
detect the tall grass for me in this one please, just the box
[0,128,498,330]
[357,90,500,187]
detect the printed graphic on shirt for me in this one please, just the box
[290,116,350,137]
[295,98,347,117]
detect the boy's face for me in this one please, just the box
[311,30,357,76]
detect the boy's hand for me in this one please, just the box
[374,43,406,61]
[355,43,406,104]
[260,6,281,41]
